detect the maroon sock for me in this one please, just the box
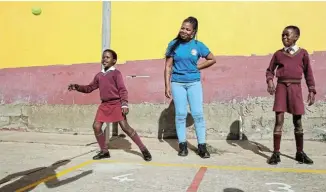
[130,132,146,151]
[273,134,281,152]
[295,133,304,152]
[95,132,108,152]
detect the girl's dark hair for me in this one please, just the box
[166,16,198,57]
[103,49,118,60]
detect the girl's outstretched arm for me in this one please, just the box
[75,74,100,93]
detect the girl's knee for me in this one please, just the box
[274,128,282,134]
[292,115,302,127]
[294,127,303,134]
[274,118,284,133]
[191,112,204,123]
[92,122,102,134]
[293,115,303,133]
[174,104,188,120]
[274,124,283,134]
[175,113,187,123]
[275,112,284,126]
[119,121,135,136]
[189,102,204,119]
[123,126,134,136]
[293,121,302,129]
[275,119,284,127]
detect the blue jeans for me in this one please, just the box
[171,81,206,144]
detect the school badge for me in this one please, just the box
[191,49,198,56]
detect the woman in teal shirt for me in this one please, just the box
[164,16,216,158]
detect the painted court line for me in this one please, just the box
[186,167,207,192]
[100,160,326,174]
[16,159,326,192]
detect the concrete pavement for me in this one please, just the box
[0,131,326,192]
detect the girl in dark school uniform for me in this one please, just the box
[68,49,152,161]
[265,25,316,165]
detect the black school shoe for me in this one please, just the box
[197,143,210,158]
[295,151,314,164]
[178,142,189,157]
[93,151,110,160]
[141,148,152,161]
[267,152,281,165]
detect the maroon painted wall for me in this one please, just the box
[0,52,325,105]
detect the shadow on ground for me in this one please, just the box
[157,100,198,153]
[0,159,92,192]
[224,188,245,192]
[226,120,296,163]
[85,124,143,159]
[108,134,143,158]
[157,100,229,155]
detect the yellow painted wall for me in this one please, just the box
[1,2,326,69]
[0,2,102,68]
[111,2,326,63]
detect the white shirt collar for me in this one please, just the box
[101,66,116,73]
[284,44,299,53]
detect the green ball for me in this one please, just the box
[32,7,42,15]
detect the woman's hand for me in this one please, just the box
[165,86,172,99]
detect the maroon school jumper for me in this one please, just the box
[266,48,316,115]
[77,69,128,122]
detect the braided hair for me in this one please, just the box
[166,16,198,57]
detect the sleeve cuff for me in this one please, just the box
[121,102,128,108]
[308,87,316,94]
[203,51,210,58]
[75,84,80,91]
[266,78,273,83]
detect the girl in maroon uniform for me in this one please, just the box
[68,49,152,161]
[266,25,315,165]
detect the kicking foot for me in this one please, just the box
[197,143,210,158]
[295,151,314,164]
[141,148,152,161]
[93,151,110,160]
[178,142,188,157]
[267,152,281,165]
